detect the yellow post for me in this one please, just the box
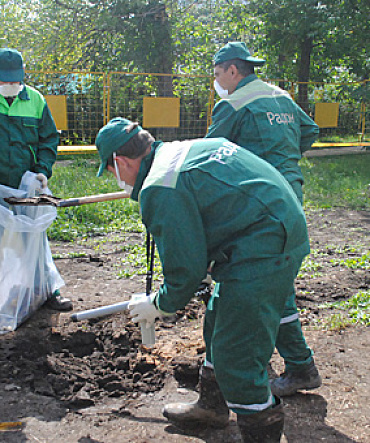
[106,73,111,124]
[102,73,107,126]
[207,77,215,130]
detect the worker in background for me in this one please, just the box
[206,41,321,398]
[0,47,72,311]
[96,117,311,442]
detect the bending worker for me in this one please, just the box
[96,117,311,442]
[206,41,321,397]
[0,47,72,311]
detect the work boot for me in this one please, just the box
[270,359,322,397]
[46,290,73,311]
[237,396,284,442]
[163,365,229,428]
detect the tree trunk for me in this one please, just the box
[297,36,313,113]
[278,53,286,90]
[153,4,176,140]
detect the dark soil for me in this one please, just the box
[0,208,369,442]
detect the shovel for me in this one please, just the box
[4,191,130,208]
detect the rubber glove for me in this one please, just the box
[129,293,161,328]
[36,173,48,189]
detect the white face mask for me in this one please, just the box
[0,83,23,98]
[214,79,229,99]
[113,153,133,195]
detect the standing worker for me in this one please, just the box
[206,41,321,397]
[96,117,311,441]
[0,47,72,311]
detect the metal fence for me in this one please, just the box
[26,71,107,145]
[107,72,213,142]
[289,80,369,142]
[24,71,368,146]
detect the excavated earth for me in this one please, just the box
[0,207,369,442]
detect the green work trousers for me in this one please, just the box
[203,262,305,413]
[276,291,313,371]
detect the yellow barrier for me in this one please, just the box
[312,142,370,148]
[58,146,97,155]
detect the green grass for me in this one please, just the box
[47,157,143,241]
[301,154,370,209]
[319,290,370,329]
[114,244,162,280]
[316,135,368,144]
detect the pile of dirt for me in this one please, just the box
[0,316,163,407]
[0,301,204,409]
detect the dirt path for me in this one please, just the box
[0,208,369,442]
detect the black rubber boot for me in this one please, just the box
[270,359,322,396]
[237,396,284,442]
[163,366,229,428]
[46,290,73,311]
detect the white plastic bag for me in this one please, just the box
[0,172,64,334]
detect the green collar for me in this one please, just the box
[131,141,163,202]
[18,84,30,100]
[235,74,258,92]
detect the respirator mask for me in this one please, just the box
[113,152,133,195]
[0,83,23,98]
[214,80,229,99]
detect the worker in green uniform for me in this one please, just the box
[206,42,321,398]
[0,48,72,311]
[96,117,311,442]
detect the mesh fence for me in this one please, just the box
[108,72,213,141]
[24,71,368,145]
[290,80,369,142]
[25,71,106,145]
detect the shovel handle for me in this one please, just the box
[58,191,130,207]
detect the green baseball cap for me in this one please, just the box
[96,117,142,177]
[0,48,25,82]
[214,42,265,66]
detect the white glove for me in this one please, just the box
[36,173,48,189]
[128,293,161,329]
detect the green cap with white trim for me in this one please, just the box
[96,117,142,177]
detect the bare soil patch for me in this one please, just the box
[0,208,369,442]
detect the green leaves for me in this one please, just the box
[2,0,368,83]
[321,291,370,327]
[330,252,370,270]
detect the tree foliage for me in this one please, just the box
[241,0,369,107]
[1,0,368,83]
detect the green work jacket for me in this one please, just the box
[0,85,59,189]
[206,75,319,191]
[131,138,310,313]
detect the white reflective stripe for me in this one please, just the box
[162,140,193,188]
[204,360,214,370]
[227,394,274,412]
[280,313,299,324]
[143,140,193,189]
[227,80,290,111]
